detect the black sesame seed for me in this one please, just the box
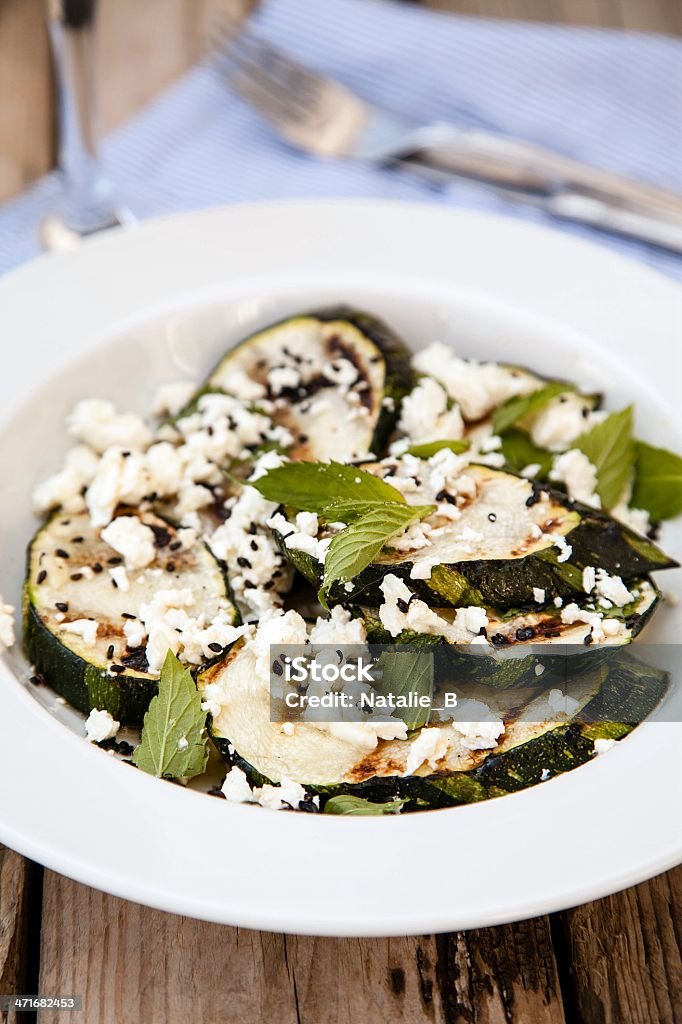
[264,580,275,590]
[70,572,83,581]
[273,570,283,579]
[272,660,283,676]
[121,612,137,620]
[250,539,259,551]
[208,642,223,653]
[55,602,69,612]
[583,634,594,645]
[110,665,126,674]
[298,434,309,443]
[92,562,103,574]
[169,541,182,552]
[396,599,409,614]
[37,570,48,584]
[71,536,84,543]
[151,525,171,548]
[490,633,510,646]
[107,645,115,660]
[237,557,252,569]
[515,626,535,642]
[108,556,123,565]
[248,523,258,535]
[166,563,176,573]
[435,489,458,506]
[488,513,497,522]
[111,579,119,589]
[244,580,256,589]
[55,548,70,559]
[30,674,46,686]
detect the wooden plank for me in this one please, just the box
[555,866,682,1024]
[0,847,35,1024]
[38,870,568,1023]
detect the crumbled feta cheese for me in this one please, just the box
[530,394,599,452]
[84,708,120,743]
[109,566,130,593]
[101,516,157,570]
[152,381,196,417]
[0,599,15,649]
[222,767,257,803]
[593,737,617,755]
[268,365,301,393]
[405,727,451,775]
[410,558,439,581]
[452,699,505,750]
[521,463,542,479]
[397,377,464,443]
[62,619,99,645]
[550,533,573,563]
[68,399,152,454]
[553,596,563,608]
[540,768,550,781]
[535,663,545,676]
[611,499,650,537]
[533,587,546,603]
[593,570,632,608]
[309,605,367,646]
[378,575,488,643]
[32,445,100,514]
[583,566,596,593]
[257,776,307,810]
[550,449,601,507]
[413,343,537,421]
[547,688,581,717]
[123,618,146,649]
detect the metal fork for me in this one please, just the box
[210,15,682,254]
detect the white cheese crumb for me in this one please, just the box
[452,699,505,750]
[410,558,439,581]
[85,708,120,742]
[62,619,99,645]
[0,599,15,649]
[530,394,597,452]
[405,727,451,775]
[397,377,464,443]
[222,767,257,804]
[553,596,563,608]
[533,587,546,604]
[109,566,130,593]
[257,776,307,811]
[540,768,550,781]
[583,566,596,593]
[547,688,580,717]
[101,516,157,570]
[152,381,196,417]
[593,737,617,755]
[521,463,542,479]
[535,663,545,676]
[593,570,633,608]
[550,534,573,563]
[550,449,601,507]
[68,399,152,454]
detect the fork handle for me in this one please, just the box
[395,123,682,222]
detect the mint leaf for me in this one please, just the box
[324,795,405,815]
[133,651,208,779]
[575,406,634,509]
[377,649,434,729]
[317,498,390,523]
[406,439,470,458]
[493,382,574,435]
[322,503,434,597]
[632,441,682,520]
[499,428,552,478]
[250,461,405,511]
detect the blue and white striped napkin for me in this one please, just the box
[1,0,681,278]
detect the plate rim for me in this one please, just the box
[0,198,680,935]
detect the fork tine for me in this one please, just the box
[223,45,313,123]
[229,68,309,137]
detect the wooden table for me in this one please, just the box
[1,2,681,1022]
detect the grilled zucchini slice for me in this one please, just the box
[24,509,237,725]
[178,307,413,462]
[274,465,675,608]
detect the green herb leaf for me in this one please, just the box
[406,439,470,458]
[631,441,682,520]
[250,461,405,512]
[493,381,573,434]
[324,795,405,815]
[321,503,434,597]
[317,499,391,523]
[574,406,634,509]
[499,428,552,478]
[377,649,434,729]
[132,651,208,779]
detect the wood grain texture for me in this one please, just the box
[0,847,35,1024]
[555,865,682,1024]
[37,870,569,1023]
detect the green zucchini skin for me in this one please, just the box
[24,603,157,724]
[211,652,668,812]
[273,489,676,610]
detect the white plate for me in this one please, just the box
[0,200,680,936]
